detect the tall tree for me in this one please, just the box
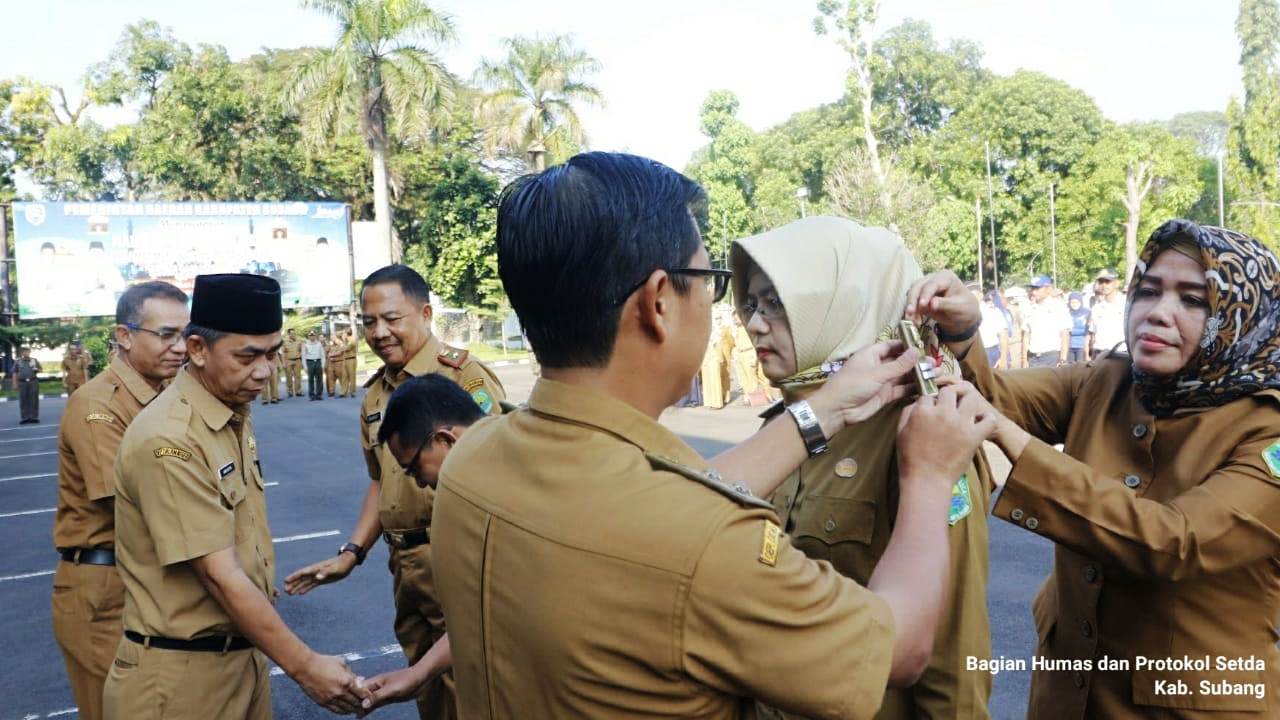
[686,91,757,263]
[475,34,602,172]
[87,20,190,109]
[1226,0,1280,246]
[289,0,457,261]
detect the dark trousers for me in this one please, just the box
[306,359,324,399]
[19,379,39,421]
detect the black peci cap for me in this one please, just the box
[190,274,282,335]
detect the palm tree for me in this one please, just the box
[289,0,456,261]
[475,35,603,172]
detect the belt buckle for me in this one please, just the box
[383,531,404,549]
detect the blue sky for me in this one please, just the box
[2,0,1243,173]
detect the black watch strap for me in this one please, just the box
[935,320,981,343]
[338,542,366,565]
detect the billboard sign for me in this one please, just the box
[13,201,353,318]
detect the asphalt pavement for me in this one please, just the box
[0,363,1051,719]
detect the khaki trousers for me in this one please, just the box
[391,543,457,720]
[103,639,270,720]
[326,360,338,395]
[285,358,302,395]
[342,358,357,397]
[261,366,280,403]
[52,561,124,720]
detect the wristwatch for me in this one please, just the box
[337,542,366,565]
[786,400,829,457]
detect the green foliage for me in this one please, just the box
[686,91,759,261]
[87,20,191,108]
[1227,0,1280,247]
[475,35,602,170]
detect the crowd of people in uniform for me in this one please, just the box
[38,150,1280,720]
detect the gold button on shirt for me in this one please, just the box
[433,379,897,720]
[962,346,1280,719]
[113,369,275,640]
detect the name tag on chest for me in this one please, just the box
[219,462,236,478]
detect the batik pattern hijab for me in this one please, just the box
[1129,218,1280,416]
[728,216,956,390]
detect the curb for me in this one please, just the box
[0,393,69,402]
[490,358,532,368]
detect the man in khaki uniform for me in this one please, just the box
[432,152,995,719]
[62,342,91,395]
[53,281,190,720]
[326,333,344,396]
[260,359,281,405]
[104,274,369,719]
[341,329,358,397]
[285,265,504,720]
[282,328,304,397]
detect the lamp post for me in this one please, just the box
[796,186,809,219]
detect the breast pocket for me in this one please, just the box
[792,496,878,582]
[218,469,246,510]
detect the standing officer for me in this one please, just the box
[105,274,370,719]
[15,347,42,424]
[62,341,91,395]
[303,330,326,400]
[431,152,995,719]
[341,329,359,398]
[52,281,189,720]
[260,356,281,405]
[282,328,304,397]
[285,264,504,720]
[326,332,343,397]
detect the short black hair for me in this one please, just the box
[116,281,189,326]
[377,374,485,450]
[362,264,430,306]
[496,151,707,368]
[183,323,226,346]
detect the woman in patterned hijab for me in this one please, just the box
[905,218,1280,719]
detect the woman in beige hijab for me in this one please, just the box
[731,216,994,720]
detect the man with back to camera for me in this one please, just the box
[431,152,997,719]
[104,274,371,718]
[52,281,189,720]
[284,264,505,720]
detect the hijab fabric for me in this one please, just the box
[1128,218,1280,416]
[729,216,954,388]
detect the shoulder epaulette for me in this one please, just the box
[437,345,469,370]
[758,400,786,420]
[364,365,387,388]
[645,452,775,510]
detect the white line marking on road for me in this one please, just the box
[0,424,50,433]
[272,530,339,544]
[20,706,78,718]
[0,450,57,460]
[269,643,403,676]
[0,507,54,518]
[0,473,56,483]
[265,481,279,487]
[0,434,56,443]
[0,569,55,582]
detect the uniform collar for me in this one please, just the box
[175,368,236,431]
[526,378,703,466]
[111,356,160,406]
[387,334,442,387]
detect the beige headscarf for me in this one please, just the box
[729,216,943,382]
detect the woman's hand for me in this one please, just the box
[808,340,920,437]
[904,270,982,337]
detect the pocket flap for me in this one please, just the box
[793,497,876,546]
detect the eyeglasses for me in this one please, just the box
[614,267,733,306]
[125,323,184,346]
[738,292,786,323]
[396,427,451,479]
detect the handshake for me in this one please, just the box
[291,651,371,715]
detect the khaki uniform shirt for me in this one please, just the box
[54,357,158,550]
[63,354,90,386]
[360,335,504,531]
[763,399,992,720]
[342,338,358,361]
[433,379,897,720]
[327,340,344,363]
[114,369,275,639]
[282,337,303,361]
[962,346,1280,718]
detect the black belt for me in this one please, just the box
[382,528,430,549]
[60,548,116,566]
[125,630,252,652]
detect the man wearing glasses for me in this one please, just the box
[431,152,997,718]
[52,281,189,720]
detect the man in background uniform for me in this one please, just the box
[342,329,358,398]
[62,342,91,395]
[105,274,369,719]
[52,281,189,720]
[282,328,304,397]
[261,357,281,405]
[285,265,504,720]
[15,347,41,423]
[326,332,343,397]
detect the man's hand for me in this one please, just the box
[284,553,357,596]
[355,665,432,718]
[896,382,997,492]
[809,340,919,437]
[293,653,371,715]
[903,270,981,337]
